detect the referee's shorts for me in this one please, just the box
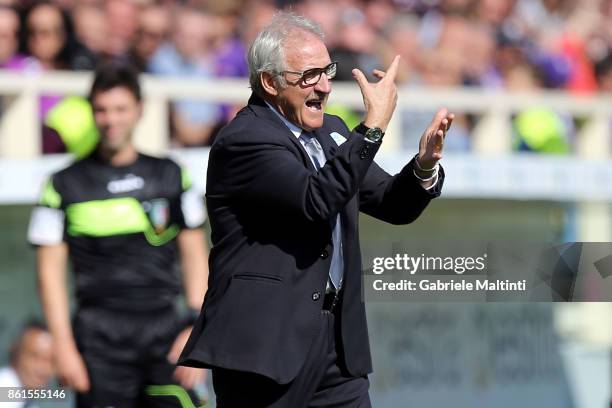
[73,306,201,408]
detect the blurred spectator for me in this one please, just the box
[419,46,465,87]
[476,0,518,27]
[595,52,612,91]
[403,46,473,151]
[297,0,341,48]
[129,3,170,72]
[379,13,422,84]
[14,2,95,71]
[364,0,396,32]
[149,6,221,146]
[504,59,546,90]
[6,2,96,155]
[72,4,107,57]
[213,0,275,124]
[215,0,276,79]
[104,0,138,59]
[0,320,55,407]
[203,0,242,55]
[445,20,502,87]
[495,29,531,83]
[330,7,380,81]
[438,0,475,15]
[0,5,19,67]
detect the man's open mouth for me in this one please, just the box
[305,99,323,112]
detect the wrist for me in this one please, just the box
[55,341,79,357]
[52,332,77,347]
[363,120,380,129]
[412,154,439,181]
[363,119,388,133]
[355,122,384,143]
[413,154,437,172]
[414,168,435,179]
[413,166,438,182]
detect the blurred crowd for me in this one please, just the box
[1,0,611,153]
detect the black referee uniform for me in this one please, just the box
[28,152,206,408]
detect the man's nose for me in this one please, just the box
[315,72,332,93]
[106,112,122,125]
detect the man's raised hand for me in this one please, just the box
[417,108,455,170]
[352,55,401,132]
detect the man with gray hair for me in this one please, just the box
[179,11,453,407]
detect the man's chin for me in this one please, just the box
[302,114,325,131]
[99,140,128,154]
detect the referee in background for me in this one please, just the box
[28,63,209,408]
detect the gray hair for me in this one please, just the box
[248,11,325,98]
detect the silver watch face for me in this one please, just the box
[365,127,383,142]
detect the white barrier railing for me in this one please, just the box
[1,71,611,243]
[2,71,612,158]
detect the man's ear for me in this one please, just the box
[261,72,279,96]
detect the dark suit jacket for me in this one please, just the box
[178,94,444,384]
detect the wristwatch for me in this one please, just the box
[355,122,384,143]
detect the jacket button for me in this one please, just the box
[312,291,321,301]
[320,250,329,259]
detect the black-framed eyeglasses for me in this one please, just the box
[280,61,338,85]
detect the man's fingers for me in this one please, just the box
[384,55,401,83]
[167,343,181,363]
[72,374,90,392]
[173,366,183,383]
[425,108,450,139]
[77,371,90,392]
[446,113,455,131]
[174,367,202,390]
[351,68,369,91]
[431,108,449,127]
[433,129,444,152]
[441,118,447,131]
[372,69,385,79]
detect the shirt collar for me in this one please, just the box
[265,101,302,138]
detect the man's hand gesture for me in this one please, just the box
[417,108,454,170]
[352,55,401,132]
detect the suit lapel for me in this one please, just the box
[247,94,315,171]
[313,127,338,162]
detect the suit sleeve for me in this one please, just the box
[359,157,445,225]
[207,124,381,223]
[315,111,446,225]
